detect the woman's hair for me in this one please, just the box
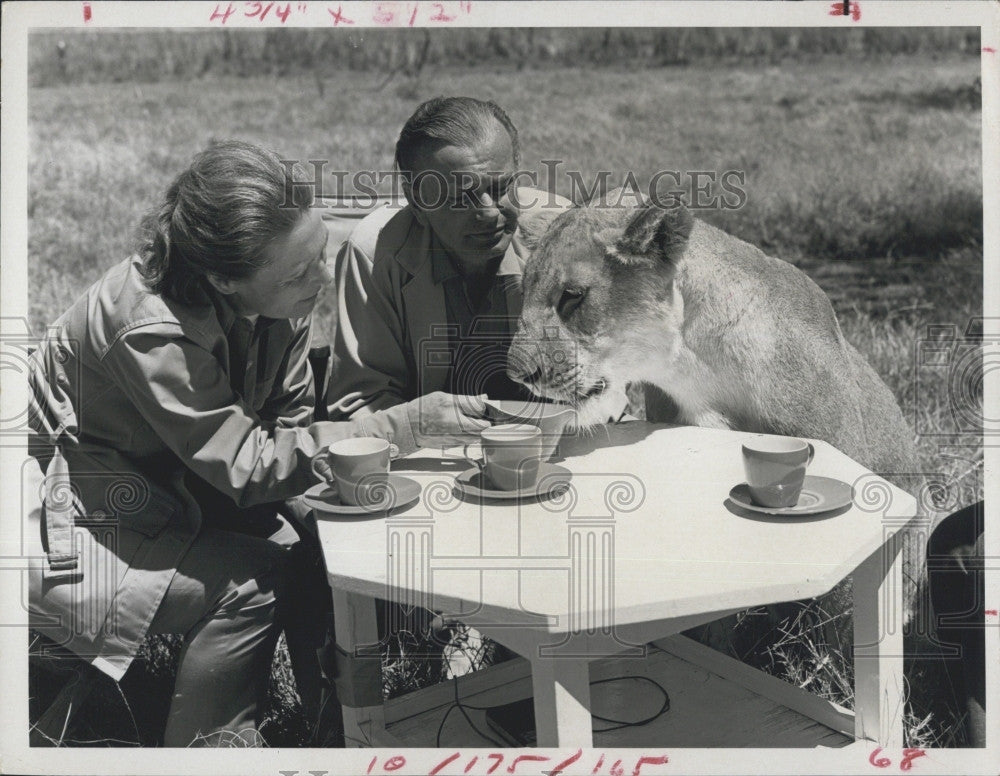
[138,140,314,305]
[394,96,520,177]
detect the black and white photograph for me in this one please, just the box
[1,2,996,774]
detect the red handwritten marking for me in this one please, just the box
[274,2,292,22]
[984,47,997,54]
[900,749,926,771]
[430,2,457,21]
[828,0,861,21]
[328,4,354,24]
[210,2,236,23]
[986,609,998,616]
[507,755,548,774]
[373,2,395,25]
[869,748,892,768]
[361,751,671,776]
[549,749,583,776]
[82,2,92,22]
[633,756,670,776]
[430,753,461,776]
[352,749,672,776]
[409,4,418,25]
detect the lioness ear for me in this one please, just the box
[608,203,693,267]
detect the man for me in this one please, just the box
[329,96,571,426]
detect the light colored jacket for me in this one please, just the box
[27,256,415,679]
[329,187,572,419]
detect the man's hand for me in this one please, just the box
[406,392,491,448]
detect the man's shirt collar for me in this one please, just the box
[429,231,523,287]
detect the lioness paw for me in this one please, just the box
[690,408,732,430]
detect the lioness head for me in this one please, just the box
[508,200,693,426]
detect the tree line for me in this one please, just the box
[31,27,980,87]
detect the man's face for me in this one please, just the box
[212,208,332,320]
[408,123,520,270]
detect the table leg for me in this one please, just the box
[331,587,386,747]
[853,534,905,748]
[530,654,593,748]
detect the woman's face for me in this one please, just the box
[213,208,332,319]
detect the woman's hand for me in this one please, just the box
[406,392,491,448]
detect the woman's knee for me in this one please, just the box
[152,529,283,636]
[206,545,284,621]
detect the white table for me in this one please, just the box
[315,422,918,748]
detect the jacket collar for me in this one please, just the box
[205,282,281,337]
[429,234,523,286]
[397,217,528,397]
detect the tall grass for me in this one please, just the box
[26,38,983,747]
[29,27,979,87]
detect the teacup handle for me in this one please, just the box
[805,442,815,466]
[311,453,336,486]
[462,443,486,473]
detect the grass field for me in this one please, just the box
[26,49,984,747]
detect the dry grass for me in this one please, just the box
[26,42,983,748]
[27,56,982,334]
[29,28,979,88]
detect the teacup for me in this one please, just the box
[311,437,391,506]
[484,400,575,461]
[465,423,542,491]
[742,436,815,508]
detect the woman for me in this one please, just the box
[27,140,489,746]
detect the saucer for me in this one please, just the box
[454,463,572,500]
[303,475,421,516]
[729,476,853,516]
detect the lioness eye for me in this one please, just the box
[557,287,587,320]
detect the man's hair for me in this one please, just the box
[138,139,313,305]
[394,96,520,177]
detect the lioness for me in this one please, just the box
[509,198,918,480]
[507,196,924,639]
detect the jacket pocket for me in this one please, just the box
[70,467,178,540]
[117,480,178,538]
